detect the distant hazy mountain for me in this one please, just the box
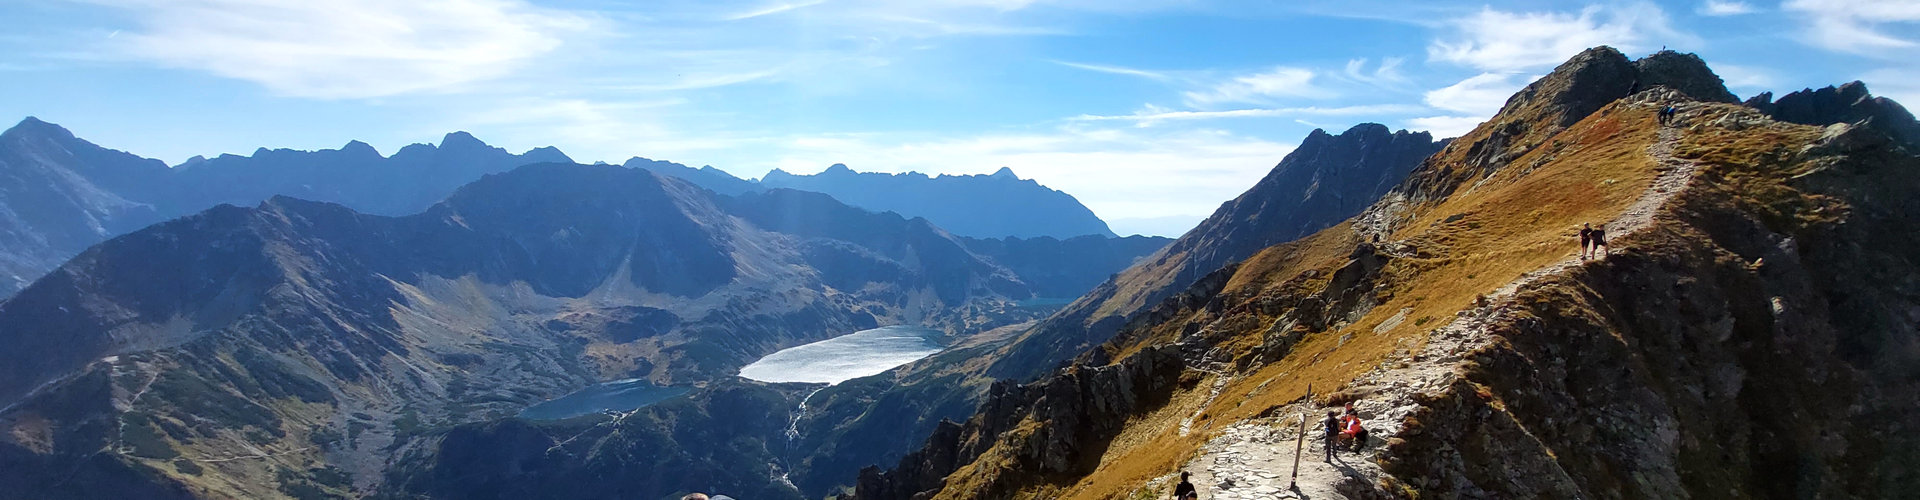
[0,118,571,298]
[628,159,1117,240]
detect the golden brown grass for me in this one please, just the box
[1040,104,1673,499]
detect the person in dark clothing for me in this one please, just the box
[1174,471,1197,499]
[1323,411,1341,461]
[1591,224,1609,258]
[1579,223,1594,259]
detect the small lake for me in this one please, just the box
[738,325,945,384]
[518,379,690,420]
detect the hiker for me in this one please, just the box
[1579,223,1594,259]
[1174,471,1197,499]
[1341,413,1369,452]
[1322,411,1342,461]
[1591,224,1609,258]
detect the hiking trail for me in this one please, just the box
[1170,106,1701,499]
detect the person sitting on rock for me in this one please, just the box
[1341,414,1369,452]
[1174,471,1197,499]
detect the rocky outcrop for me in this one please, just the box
[854,346,1187,500]
[1632,50,1740,104]
[1745,81,1920,149]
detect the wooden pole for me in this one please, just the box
[1289,384,1311,489]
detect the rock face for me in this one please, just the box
[855,346,1187,500]
[760,164,1117,239]
[852,47,1920,500]
[0,163,1058,499]
[1745,81,1920,149]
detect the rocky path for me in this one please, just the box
[1173,110,1701,499]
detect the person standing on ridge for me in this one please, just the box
[1174,471,1197,499]
[1591,224,1609,258]
[1579,223,1594,260]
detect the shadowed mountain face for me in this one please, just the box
[0,121,570,299]
[983,122,1445,381]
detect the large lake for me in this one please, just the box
[519,379,690,420]
[738,325,945,384]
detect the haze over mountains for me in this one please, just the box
[0,120,1144,300]
[628,159,1122,239]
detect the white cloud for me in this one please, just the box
[1340,57,1410,88]
[1071,103,1423,126]
[1697,0,1757,16]
[1406,115,1485,139]
[724,0,826,21]
[93,0,594,99]
[1423,72,1532,115]
[1182,66,1331,107]
[1052,60,1172,81]
[1783,0,1920,54]
[1711,63,1774,90]
[1428,3,1691,73]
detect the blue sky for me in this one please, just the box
[2,0,1917,236]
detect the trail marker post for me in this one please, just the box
[1289,383,1311,489]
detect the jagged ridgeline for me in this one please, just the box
[855,47,1920,499]
[0,159,1166,499]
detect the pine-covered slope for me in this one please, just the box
[854,47,1920,500]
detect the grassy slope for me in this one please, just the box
[934,101,1677,499]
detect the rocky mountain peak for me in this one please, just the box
[1746,81,1920,148]
[824,163,856,175]
[1501,45,1637,128]
[1631,50,1738,103]
[990,166,1018,180]
[439,130,490,152]
[339,139,381,158]
[2,116,77,142]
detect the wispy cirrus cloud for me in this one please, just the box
[89,0,596,99]
[723,0,824,21]
[1697,0,1758,16]
[1052,60,1172,81]
[1071,103,1423,126]
[1181,66,1331,107]
[1782,0,1920,54]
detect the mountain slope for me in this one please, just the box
[0,118,171,295]
[853,47,1920,500]
[984,122,1444,382]
[0,122,572,299]
[0,163,1054,499]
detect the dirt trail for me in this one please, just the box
[1175,111,1700,499]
